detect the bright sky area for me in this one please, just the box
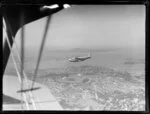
[15,5,145,50]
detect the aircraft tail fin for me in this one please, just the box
[88,52,91,57]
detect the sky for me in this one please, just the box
[15,5,145,50]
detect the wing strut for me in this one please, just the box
[4,20,30,110]
[31,15,51,90]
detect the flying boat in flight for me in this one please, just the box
[69,53,91,62]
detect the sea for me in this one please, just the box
[5,47,145,78]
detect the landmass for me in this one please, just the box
[29,65,145,110]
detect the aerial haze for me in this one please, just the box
[4,5,145,110]
[15,5,145,50]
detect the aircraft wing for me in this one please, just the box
[2,5,64,37]
[75,57,85,60]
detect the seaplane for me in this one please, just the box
[69,53,91,62]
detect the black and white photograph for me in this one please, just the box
[2,4,146,111]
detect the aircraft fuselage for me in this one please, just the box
[69,56,91,62]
